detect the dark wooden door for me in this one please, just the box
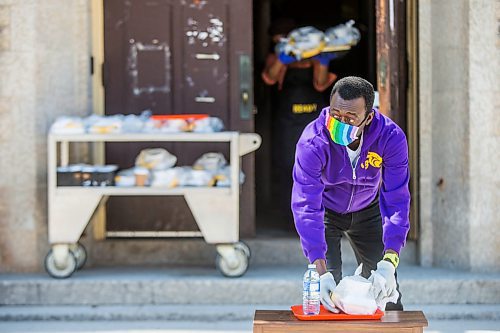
[103,0,255,237]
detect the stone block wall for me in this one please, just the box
[0,0,90,272]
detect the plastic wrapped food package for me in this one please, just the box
[121,114,144,133]
[114,168,136,187]
[193,152,227,171]
[151,167,184,188]
[275,21,361,61]
[324,20,361,51]
[142,118,163,133]
[135,148,177,171]
[161,119,189,133]
[179,167,216,187]
[331,274,378,315]
[277,26,325,60]
[214,166,245,187]
[192,117,225,133]
[50,117,85,134]
[86,115,123,134]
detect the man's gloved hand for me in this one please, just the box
[313,52,338,66]
[320,272,339,313]
[369,260,397,301]
[278,52,297,65]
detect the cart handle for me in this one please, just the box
[239,133,262,156]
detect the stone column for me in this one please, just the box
[417,0,433,267]
[419,0,500,272]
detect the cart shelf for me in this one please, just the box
[55,186,231,196]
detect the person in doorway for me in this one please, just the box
[262,18,338,226]
[292,76,410,311]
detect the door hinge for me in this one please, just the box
[90,56,94,76]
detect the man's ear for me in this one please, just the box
[366,111,374,125]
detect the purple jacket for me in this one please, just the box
[292,107,410,263]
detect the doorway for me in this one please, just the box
[253,0,378,234]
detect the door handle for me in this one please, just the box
[195,96,215,103]
[195,53,220,60]
[241,90,249,104]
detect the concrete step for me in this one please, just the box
[0,304,499,322]
[1,265,499,306]
[83,236,417,267]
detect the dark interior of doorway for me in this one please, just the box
[253,0,377,235]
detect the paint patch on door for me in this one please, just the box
[185,15,226,47]
[128,42,171,96]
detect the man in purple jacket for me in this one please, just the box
[292,76,410,312]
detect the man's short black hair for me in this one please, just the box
[330,76,375,113]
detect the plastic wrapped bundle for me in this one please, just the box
[323,20,361,52]
[86,115,123,134]
[330,264,399,314]
[177,167,215,187]
[50,117,85,134]
[151,167,183,188]
[276,26,325,60]
[214,166,245,187]
[193,152,227,171]
[160,119,189,133]
[135,148,177,171]
[121,111,151,133]
[331,274,378,315]
[192,117,224,133]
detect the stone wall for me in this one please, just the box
[0,0,90,272]
[419,0,500,271]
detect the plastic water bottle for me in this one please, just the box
[302,263,320,315]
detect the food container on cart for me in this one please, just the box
[57,165,83,186]
[94,165,118,186]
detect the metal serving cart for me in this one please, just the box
[45,131,261,278]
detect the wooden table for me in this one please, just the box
[253,310,428,333]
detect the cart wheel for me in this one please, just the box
[234,241,251,259]
[70,243,87,270]
[216,247,249,278]
[44,250,77,279]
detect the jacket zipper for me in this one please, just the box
[344,149,367,213]
[345,161,357,213]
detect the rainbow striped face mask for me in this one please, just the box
[325,112,360,146]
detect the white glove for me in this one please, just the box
[320,272,339,313]
[369,260,397,301]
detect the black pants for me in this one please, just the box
[324,197,403,310]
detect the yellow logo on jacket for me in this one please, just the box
[361,152,383,169]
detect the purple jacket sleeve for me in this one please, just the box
[380,129,411,255]
[291,141,326,263]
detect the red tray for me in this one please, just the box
[151,114,209,121]
[291,305,384,321]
